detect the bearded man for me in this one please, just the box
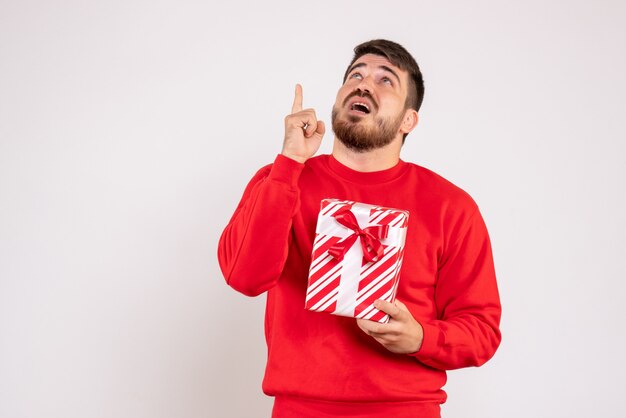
[218,39,502,418]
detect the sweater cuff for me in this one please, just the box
[410,320,440,360]
[268,154,305,188]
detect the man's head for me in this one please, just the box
[332,39,424,152]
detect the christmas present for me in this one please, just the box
[305,199,409,323]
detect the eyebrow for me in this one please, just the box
[347,62,401,85]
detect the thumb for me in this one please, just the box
[316,120,326,137]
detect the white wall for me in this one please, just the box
[1,1,625,417]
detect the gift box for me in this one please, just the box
[305,199,409,323]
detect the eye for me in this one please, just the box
[381,76,392,85]
[350,72,363,80]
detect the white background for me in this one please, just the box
[1,1,625,417]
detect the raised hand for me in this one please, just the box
[281,84,326,163]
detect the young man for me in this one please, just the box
[218,39,502,418]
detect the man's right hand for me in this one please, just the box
[281,84,325,164]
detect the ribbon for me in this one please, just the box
[328,206,389,263]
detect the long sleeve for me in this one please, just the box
[411,208,502,370]
[217,154,305,296]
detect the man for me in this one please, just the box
[218,39,501,418]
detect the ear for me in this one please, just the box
[400,109,419,135]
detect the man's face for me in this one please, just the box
[332,53,411,152]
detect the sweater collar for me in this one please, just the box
[326,154,408,184]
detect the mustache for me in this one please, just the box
[342,90,378,111]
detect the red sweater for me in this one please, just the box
[218,154,501,417]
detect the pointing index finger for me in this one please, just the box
[291,83,303,113]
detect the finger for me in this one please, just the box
[291,83,303,114]
[357,318,395,335]
[394,299,409,312]
[315,120,326,136]
[374,299,402,319]
[357,320,394,344]
[299,110,318,137]
[356,318,381,334]
[304,122,317,137]
[356,318,371,333]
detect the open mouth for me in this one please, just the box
[350,102,371,114]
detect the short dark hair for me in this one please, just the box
[343,39,425,121]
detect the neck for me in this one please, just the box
[331,137,402,172]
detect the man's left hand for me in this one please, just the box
[356,299,424,354]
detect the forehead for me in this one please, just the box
[348,53,408,83]
[352,53,397,68]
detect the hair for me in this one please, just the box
[342,39,425,143]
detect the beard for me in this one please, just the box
[331,105,404,153]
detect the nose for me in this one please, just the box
[356,86,370,96]
[355,75,373,95]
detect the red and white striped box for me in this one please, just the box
[305,199,409,323]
